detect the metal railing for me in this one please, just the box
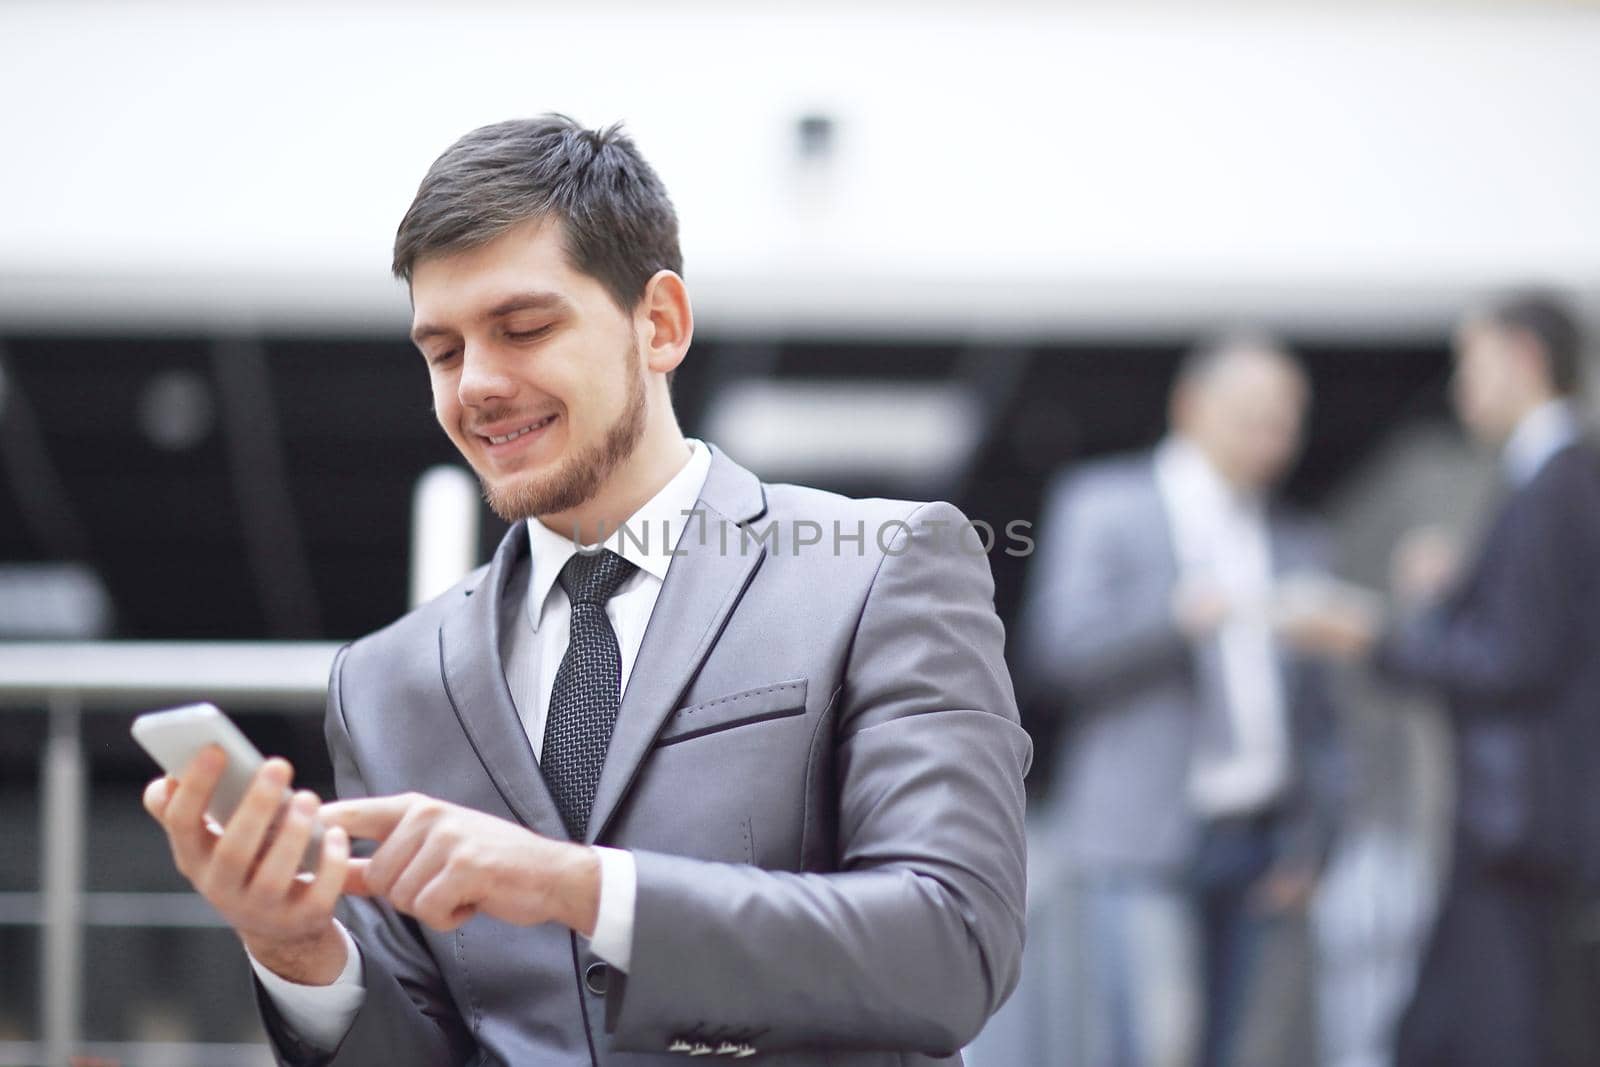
[0,641,342,1067]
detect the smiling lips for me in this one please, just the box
[481,413,558,446]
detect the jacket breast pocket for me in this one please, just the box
[654,679,808,747]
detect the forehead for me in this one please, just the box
[1206,352,1307,408]
[1456,316,1504,354]
[408,217,594,331]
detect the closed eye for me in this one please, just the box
[506,324,555,342]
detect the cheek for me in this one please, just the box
[1240,425,1293,471]
[430,378,459,428]
[1462,372,1496,416]
[1463,353,1505,399]
[563,379,610,429]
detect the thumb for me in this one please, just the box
[142,776,176,820]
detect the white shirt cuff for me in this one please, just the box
[247,919,366,1052]
[586,846,637,973]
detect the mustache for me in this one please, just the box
[463,407,559,435]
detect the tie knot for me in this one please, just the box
[558,549,635,606]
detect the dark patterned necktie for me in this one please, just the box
[541,549,636,840]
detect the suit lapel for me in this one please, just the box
[438,525,568,840]
[1264,514,1303,702]
[1141,458,1181,586]
[586,445,769,844]
[1267,510,1310,579]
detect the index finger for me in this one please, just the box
[319,795,417,843]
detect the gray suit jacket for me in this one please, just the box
[256,444,1032,1066]
[1017,452,1344,876]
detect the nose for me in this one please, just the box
[456,342,519,409]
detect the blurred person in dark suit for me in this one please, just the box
[1019,335,1347,1067]
[1285,293,1600,1067]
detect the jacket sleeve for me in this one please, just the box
[254,644,477,1067]
[1374,476,1586,706]
[604,500,1033,1056]
[1016,469,1190,705]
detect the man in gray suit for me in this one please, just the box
[1018,336,1345,1067]
[141,115,1031,1065]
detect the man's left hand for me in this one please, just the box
[320,794,600,935]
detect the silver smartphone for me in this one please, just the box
[132,702,324,875]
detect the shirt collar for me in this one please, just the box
[1155,434,1264,515]
[1503,399,1581,487]
[523,438,713,631]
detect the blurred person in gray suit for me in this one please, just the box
[141,115,1032,1065]
[1019,335,1347,1067]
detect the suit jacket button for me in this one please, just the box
[584,961,609,996]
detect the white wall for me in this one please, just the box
[3,1,1598,336]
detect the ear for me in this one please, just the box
[635,270,693,377]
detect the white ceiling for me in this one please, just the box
[3,2,1598,335]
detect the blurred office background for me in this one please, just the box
[2,2,1599,1065]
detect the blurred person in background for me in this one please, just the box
[1284,293,1600,1067]
[1019,334,1347,1067]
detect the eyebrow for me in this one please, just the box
[409,290,572,347]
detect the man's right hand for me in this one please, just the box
[143,746,352,985]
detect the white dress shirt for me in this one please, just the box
[1503,399,1581,488]
[1153,436,1290,817]
[250,438,713,1050]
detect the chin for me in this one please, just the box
[1460,415,1500,446]
[484,464,602,524]
[484,472,551,518]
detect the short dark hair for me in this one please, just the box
[1482,290,1584,396]
[392,114,682,314]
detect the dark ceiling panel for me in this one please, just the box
[0,330,1453,650]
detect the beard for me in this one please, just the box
[478,342,649,524]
